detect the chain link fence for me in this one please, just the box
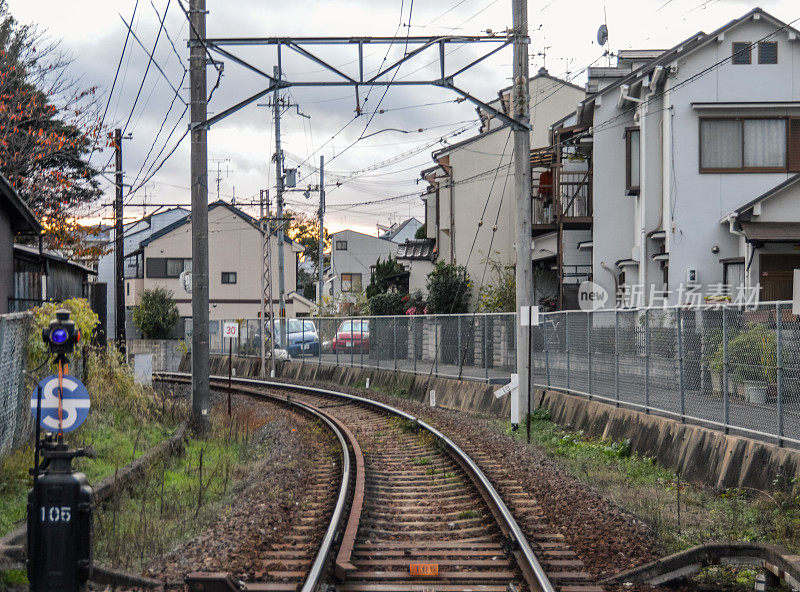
[208,314,517,383]
[531,302,800,446]
[0,312,33,456]
[208,303,798,446]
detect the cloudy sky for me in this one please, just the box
[9,0,799,235]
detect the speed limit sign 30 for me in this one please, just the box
[223,322,239,339]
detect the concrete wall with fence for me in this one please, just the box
[208,314,517,383]
[210,302,800,448]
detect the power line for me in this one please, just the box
[87,0,140,165]
[121,0,172,135]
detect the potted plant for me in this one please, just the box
[727,324,777,404]
[703,328,724,398]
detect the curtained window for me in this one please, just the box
[701,118,788,171]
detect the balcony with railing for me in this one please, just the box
[532,169,592,234]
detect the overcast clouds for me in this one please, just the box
[8,0,798,234]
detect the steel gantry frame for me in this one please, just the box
[193,35,529,133]
[187,17,532,426]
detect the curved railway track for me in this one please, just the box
[156,372,594,592]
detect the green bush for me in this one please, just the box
[426,262,471,314]
[729,324,777,383]
[368,292,406,316]
[132,287,179,339]
[365,256,407,299]
[414,224,426,239]
[478,259,515,312]
[28,298,99,372]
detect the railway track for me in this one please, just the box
[157,372,599,592]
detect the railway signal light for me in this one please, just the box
[42,309,81,357]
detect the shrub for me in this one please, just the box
[368,292,406,316]
[365,256,407,299]
[28,298,99,371]
[132,288,179,339]
[426,262,471,314]
[478,258,515,312]
[414,224,426,239]
[728,324,778,383]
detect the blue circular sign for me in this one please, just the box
[30,374,91,433]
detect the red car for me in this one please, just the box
[332,320,370,353]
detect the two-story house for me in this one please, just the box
[329,229,399,305]
[577,8,800,305]
[125,201,309,332]
[97,207,189,339]
[419,68,585,307]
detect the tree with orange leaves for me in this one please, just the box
[0,1,105,261]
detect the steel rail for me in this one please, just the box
[161,374,352,592]
[156,371,556,592]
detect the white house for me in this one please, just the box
[329,229,398,304]
[419,68,586,307]
[380,217,423,244]
[578,8,800,305]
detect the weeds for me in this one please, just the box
[502,410,800,557]
[94,406,265,572]
[413,456,431,466]
[458,509,481,520]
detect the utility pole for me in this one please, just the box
[512,0,532,428]
[113,128,126,354]
[189,0,209,426]
[273,66,288,322]
[318,155,325,305]
[259,189,267,378]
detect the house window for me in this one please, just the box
[732,42,751,64]
[341,273,362,292]
[335,240,348,250]
[700,118,789,171]
[723,259,745,290]
[625,128,640,194]
[221,272,237,284]
[165,258,192,278]
[758,41,777,64]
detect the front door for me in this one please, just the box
[759,254,800,301]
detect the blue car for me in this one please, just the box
[272,319,319,357]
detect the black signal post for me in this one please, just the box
[28,309,93,592]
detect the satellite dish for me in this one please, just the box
[597,24,608,46]
[179,270,193,294]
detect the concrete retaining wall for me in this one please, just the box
[128,339,184,372]
[189,354,511,418]
[195,355,800,492]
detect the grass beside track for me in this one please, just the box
[0,349,180,539]
[498,409,800,589]
[93,404,267,573]
[500,408,800,557]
